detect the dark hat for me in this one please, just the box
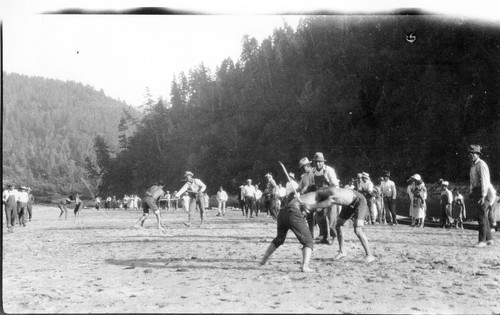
[157,180,165,186]
[383,171,391,177]
[467,144,482,155]
[312,152,326,162]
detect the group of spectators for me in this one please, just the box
[2,184,34,233]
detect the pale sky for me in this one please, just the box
[2,0,499,106]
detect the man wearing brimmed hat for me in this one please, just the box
[175,172,207,227]
[439,181,454,228]
[381,171,398,225]
[134,180,167,231]
[468,145,496,247]
[297,157,317,238]
[309,152,340,245]
[2,183,18,233]
[263,173,279,219]
[242,179,257,218]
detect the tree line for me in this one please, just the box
[92,15,500,198]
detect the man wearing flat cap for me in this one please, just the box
[175,171,207,226]
[468,145,496,247]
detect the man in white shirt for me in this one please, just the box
[381,171,398,225]
[255,185,263,217]
[175,171,208,226]
[358,172,377,225]
[216,186,228,217]
[468,145,496,247]
[243,179,257,218]
[3,184,18,232]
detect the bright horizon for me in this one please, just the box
[3,14,302,107]
[2,1,499,107]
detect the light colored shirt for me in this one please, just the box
[255,189,262,200]
[3,189,18,203]
[359,179,374,194]
[469,158,494,198]
[311,165,339,187]
[285,180,299,196]
[381,179,397,199]
[17,191,29,203]
[265,178,278,195]
[217,190,228,202]
[176,178,206,198]
[242,185,256,198]
[440,189,453,205]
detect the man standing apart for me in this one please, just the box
[175,171,207,227]
[134,180,167,232]
[468,145,496,247]
[243,179,257,218]
[216,186,228,217]
[439,181,454,228]
[263,173,279,219]
[381,171,398,225]
[3,184,18,233]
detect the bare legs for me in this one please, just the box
[260,243,314,272]
[333,219,374,263]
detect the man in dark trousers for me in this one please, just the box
[468,145,496,247]
[3,184,18,233]
[134,180,167,232]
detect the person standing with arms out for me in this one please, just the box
[3,184,18,233]
[216,186,228,217]
[27,188,34,222]
[243,179,257,218]
[439,181,454,228]
[263,173,279,219]
[452,187,466,229]
[134,180,167,232]
[468,145,496,247]
[381,171,398,225]
[175,171,208,227]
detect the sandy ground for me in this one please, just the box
[2,204,500,314]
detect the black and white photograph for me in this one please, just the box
[2,1,500,313]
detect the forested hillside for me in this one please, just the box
[95,15,499,197]
[2,72,141,198]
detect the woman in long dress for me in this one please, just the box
[408,174,427,228]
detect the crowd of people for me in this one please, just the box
[3,144,498,272]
